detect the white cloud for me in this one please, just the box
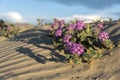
[56,14,103,23]
[72,14,102,20]
[0,12,24,23]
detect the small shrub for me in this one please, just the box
[49,19,114,64]
[0,19,19,37]
[10,24,20,35]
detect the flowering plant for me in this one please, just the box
[0,19,19,37]
[49,18,114,63]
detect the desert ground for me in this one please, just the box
[0,21,120,80]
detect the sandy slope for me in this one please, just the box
[0,22,120,80]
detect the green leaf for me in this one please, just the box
[88,39,93,44]
[80,31,88,41]
[71,38,76,42]
[104,39,114,49]
[65,54,71,59]
[77,33,80,38]
[82,53,92,61]
[70,54,81,64]
[86,25,91,33]
[89,47,93,50]
[96,53,102,58]
[59,38,63,42]
[80,35,86,41]
[91,50,96,55]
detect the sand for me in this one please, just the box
[0,36,7,42]
[0,21,120,80]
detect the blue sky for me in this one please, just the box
[0,0,120,24]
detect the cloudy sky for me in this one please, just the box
[0,0,120,24]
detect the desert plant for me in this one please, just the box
[37,18,44,28]
[10,24,20,35]
[49,19,114,64]
[0,19,9,37]
[0,19,19,37]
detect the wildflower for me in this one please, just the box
[59,20,65,28]
[51,19,60,29]
[63,34,72,43]
[65,41,74,51]
[52,19,65,29]
[75,20,85,30]
[66,24,75,31]
[98,32,109,42]
[65,42,84,55]
[70,43,84,55]
[55,28,62,37]
[98,23,104,29]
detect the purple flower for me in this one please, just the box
[98,32,109,42]
[70,43,84,55]
[63,34,72,43]
[52,19,65,29]
[75,20,85,30]
[98,23,104,29]
[52,19,60,29]
[55,28,62,37]
[59,20,65,28]
[66,24,75,31]
[65,42,84,55]
[64,41,74,51]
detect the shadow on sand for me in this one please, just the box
[10,29,66,64]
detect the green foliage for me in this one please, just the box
[103,39,114,49]
[82,47,102,62]
[67,54,81,64]
[0,19,19,37]
[10,25,20,35]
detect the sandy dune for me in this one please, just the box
[0,22,120,80]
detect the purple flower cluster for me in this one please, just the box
[66,24,75,31]
[98,32,109,41]
[55,28,62,37]
[75,20,85,30]
[98,23,104,29]
[65,42,84,55]
[52,19,65,29]
[70,43,84,55]
[52,19,65,37]
[63,34,72,43]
